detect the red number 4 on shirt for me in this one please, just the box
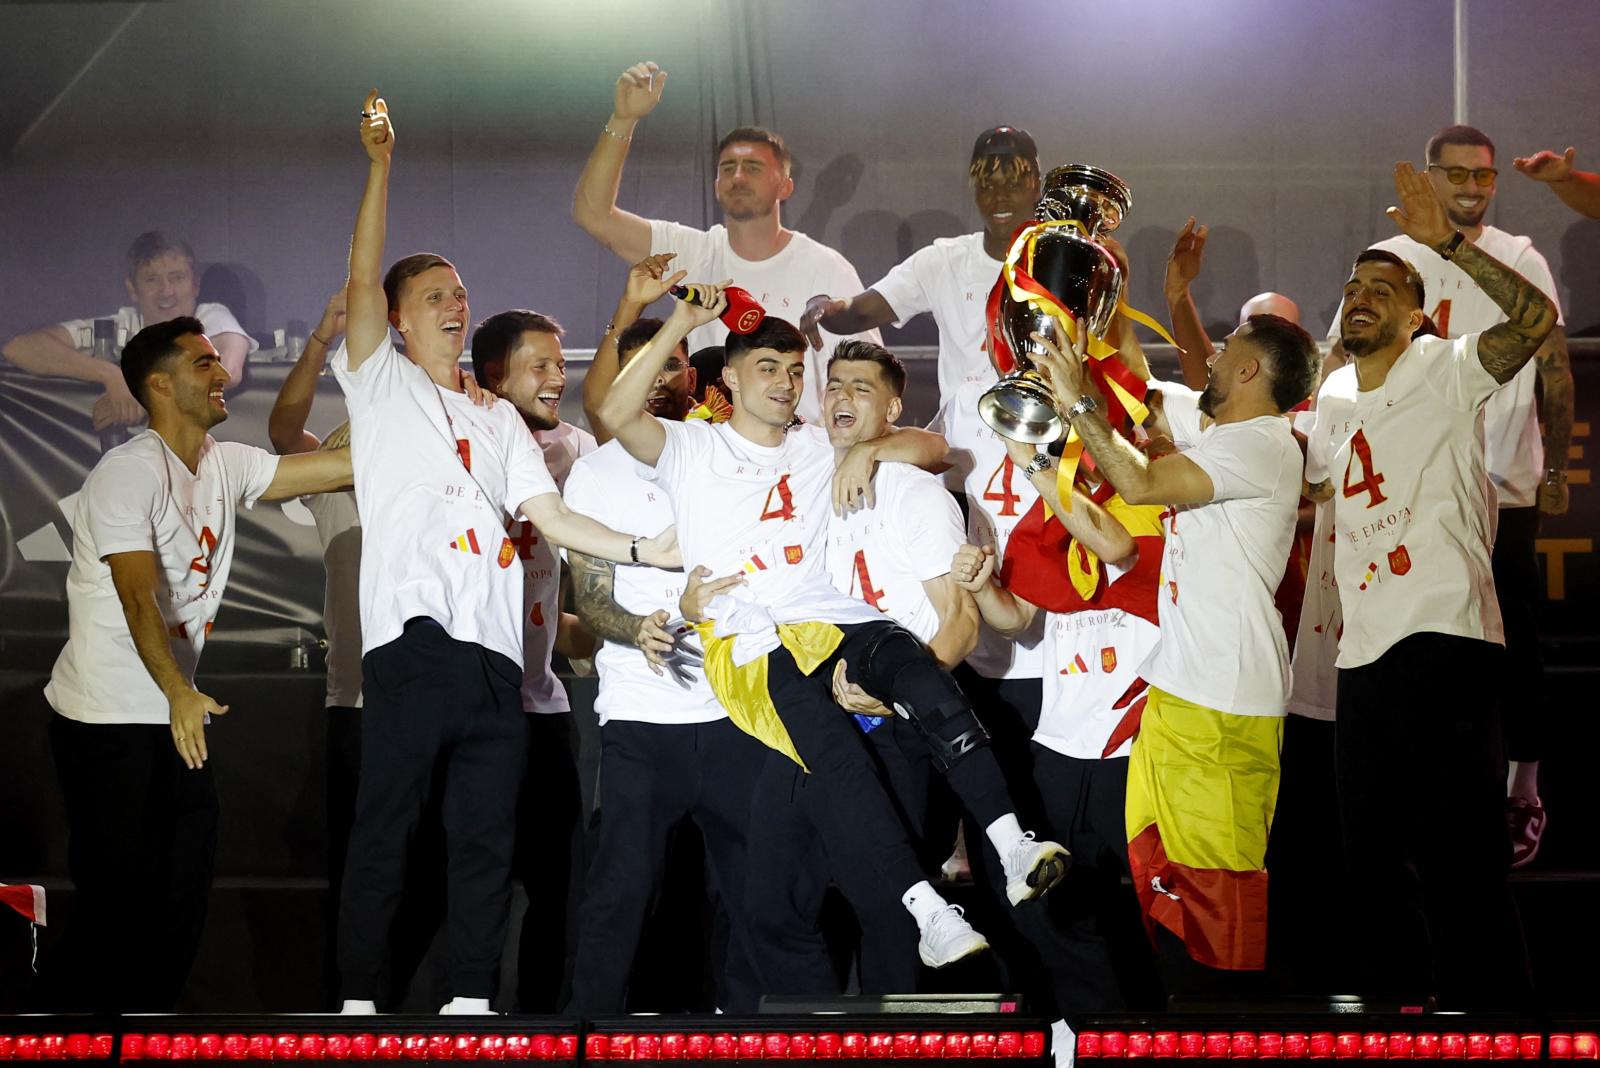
[982,458,1023,517]
[1342,428,1388,508]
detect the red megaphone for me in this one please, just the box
[670,284,765,335]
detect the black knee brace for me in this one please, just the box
[852,624,991,772]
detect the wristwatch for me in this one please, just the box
[1437,231,1466,261]
[1063,394,1099,424]
[1023,452,1053,479]
[1545,467,1568,488]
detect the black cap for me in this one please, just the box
[971,126,1038,168]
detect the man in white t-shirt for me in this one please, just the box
[43,316,352,1012]
[799,126,1041,404]
[468,308,598,1011]
[333,93,677,1016]
[572,60,880,425]
[1329,126,1575,862]
[1305,162,1558,1007]
[3,230,258,437]
[566,307,768,1014]
[597,295,1072,981]
[1031,312,1318,982]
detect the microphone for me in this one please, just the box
[670,284,765,335]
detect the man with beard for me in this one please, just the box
[565,260,768,1014]
[598,297,1071,981]
[468,310,597,1011]
[1026,312,1318,986]
[572,61,880,425]
[1330,127,1573,865]
[43,317,351,1010]
[4,231,257,434]
[333,92,676,1016]
[1305,162,1557,1007]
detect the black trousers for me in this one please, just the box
[1265,714,1346,994]
[1335,632,1533,1009]
[512,712,584,1013]
[45,715,218,1012]
[338,620,528,1001]
[326,706,446,1008]
[569,717,766,1014]
[1493,506,1545,763]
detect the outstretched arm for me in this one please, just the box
[571,62,668,263]
[268,289,347,454]
[1515,147,1600,220]
[1006,438,1137,567]
[1534,327,1575,516]
[798,290,898,351]
[582,252,686,440]
[597,286,725,467]
[1163,217,1215,390]
[1386,162,1556,384]
[344,90,395,371]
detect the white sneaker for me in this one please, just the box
[339,999,377,1016]
[1004,832,1069,905]
[917,904,989,968]
[438,997,494,1015]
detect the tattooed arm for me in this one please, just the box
[1535,327,1575,516]
[1385,161,1557,384]
[570,549,676,667]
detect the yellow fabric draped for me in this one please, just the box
[694,620,848,771]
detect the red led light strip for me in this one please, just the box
[0,1032,578,1062]
[1075,1030,1558,1060]
[582,1030,1047,1060]
[0,1034,115,1060]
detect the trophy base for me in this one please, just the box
[978,375,1063,445]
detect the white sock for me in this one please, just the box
[444,996,492,1015]
[1052,1019,1077,1068]
[985,812,1025,855]
[902,879,949,926]
[339,999,377,1015]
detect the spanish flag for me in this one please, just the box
[1125,686,1282,971]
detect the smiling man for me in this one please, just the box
[42,316,351,1012]
[572,61,880,424]
[3,232,257,434]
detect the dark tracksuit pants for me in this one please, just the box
[1494,507,1545,764]
[338,619,527,1002]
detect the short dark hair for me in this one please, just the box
[120,315,205,409]
[1239,314,1319,413]
[125,231,195,280]
[469,310,563,391]
[827,339,907,398]
[1426,124,1495,164]
[716,127,791,175]
[725,316,806,365]
[689,345,726,400]
[1352,249,1427,309]
[383,253,457,313]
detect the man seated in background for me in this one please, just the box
[2,231,257,434]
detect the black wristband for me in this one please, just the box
[1437,231,1466,261]
[629,536,640,564]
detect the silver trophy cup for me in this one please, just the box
[978,164,1133,444]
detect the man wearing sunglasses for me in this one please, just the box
[1328,124,1573,871]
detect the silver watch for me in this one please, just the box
[1023,452,1053,478]
[1063,394,1099,424]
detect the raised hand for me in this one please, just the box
[1029,328,1093,412]
[315,287,348,344]
[1386,161,1454,250]
[951,544,996,593]
[679,565,745,623]
[1164,216,1208,300]
[360,89,394,164]
[170,687,229,770]
[614,61,668,122]
[799,294,846,351]
[671,280,731,330]
[1514,147,1576,184]
[625,252,688,307]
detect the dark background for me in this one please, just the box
[0,0,1597,1011]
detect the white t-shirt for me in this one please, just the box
[825,462,966,646]
[61,302,259,356]
[1285,365,1359,721]
[331,336,558,667]
[1034,565,1162,760]
[871,232,1003,406]
[515,421,597,715]
[644,420,882,631]
[1139,416,1302,716]
[1328,334,1504,669]
[928,379,1045,680]
[305,489,363,709]
[1145,378,1207,448]
[46,431,279,725]
[1331,228,1562,508]
[565,440,726,727]
[648,220,881,426]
